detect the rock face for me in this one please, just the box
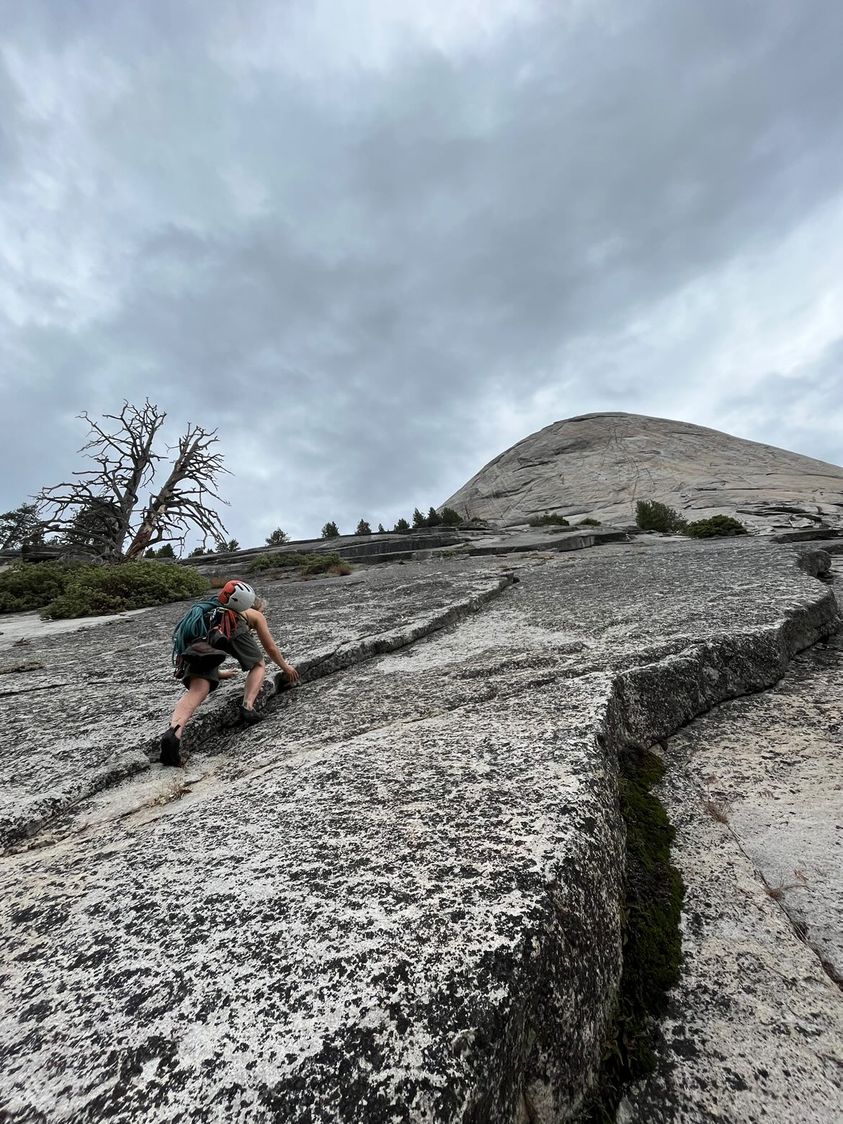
[621,594,843,1122]
[442,412,843,531]
[1,540,841,1122]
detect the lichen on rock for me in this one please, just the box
[0,538,840,1122]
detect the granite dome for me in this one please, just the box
[442,413,843,531]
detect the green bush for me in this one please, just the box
[529,512,569,527]
[248,552,302,572]
[635,500,687,533]
[578,517,601,527]
[247,551,352,577]
[684,515,748,538]
[0,563,77,614]
[41,561,208,619]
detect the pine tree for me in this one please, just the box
[0,503,45,550]
[321,521,340,539]
[355,519,372,536]
[412,507,427,528]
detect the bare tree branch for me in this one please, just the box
[36,401,230,561]
[125,423,229,559]
[37,400,166,560]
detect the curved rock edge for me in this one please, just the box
[400,558,840,1122]
[569,565,839,1119]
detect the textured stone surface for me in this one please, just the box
[620,560,843,1123]
[462,527,629,556]
[0,564,514,850]
[620,737,842,1124]
[442,412,843,531]
[0,540,839,1122]
[189,530,464,576]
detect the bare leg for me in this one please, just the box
[169,678,211,738]
[242,663,266,710]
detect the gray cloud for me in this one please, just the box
[2,1,843,541]
[717,336,843,468]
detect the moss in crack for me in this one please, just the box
[582,747,684,1122]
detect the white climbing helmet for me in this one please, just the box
[218,579,256,613]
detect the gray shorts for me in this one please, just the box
[179,619,264,691]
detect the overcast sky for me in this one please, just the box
[2,0,843,545]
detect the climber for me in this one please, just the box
[160,578,300,766]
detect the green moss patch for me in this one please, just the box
[584,747,684,1121]
[248,551,353,578]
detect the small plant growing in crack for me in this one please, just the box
[702,798,732,824]
[154,783,193,806]
[765,870,808,901]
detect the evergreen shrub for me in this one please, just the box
[0,563,76,614]
[635,500,687,533]
[43,562,207,619]
[12,561,209,620]
[684,515,748,538]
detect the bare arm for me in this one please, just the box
[245,609,300,684]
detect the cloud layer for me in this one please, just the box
[2,0,843,542]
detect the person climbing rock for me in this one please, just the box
[160,578,300,766]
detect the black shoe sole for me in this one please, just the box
[160,730,183,766]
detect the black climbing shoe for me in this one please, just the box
[159,727,182,767]
[239,705,263,725]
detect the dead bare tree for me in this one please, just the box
[36,401,229,561]
[125,424,229,559]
